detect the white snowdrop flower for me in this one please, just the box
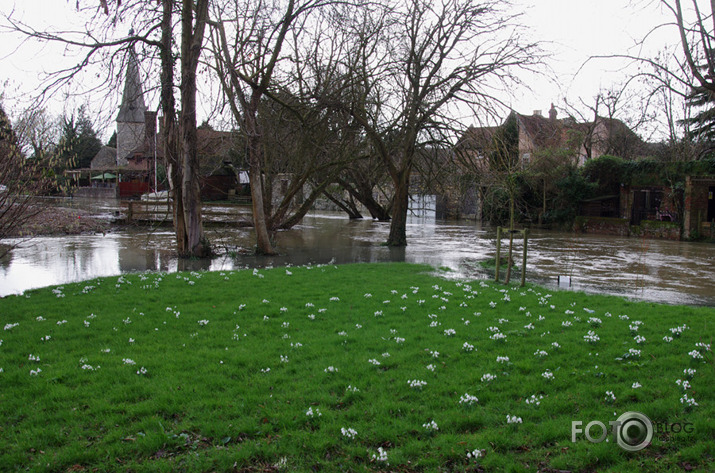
[285,270,292,275]
[459,393,478,405]
[355,324,362,329]
[467,449,483,460]
[498,318,509,324]
[394,337,405,344]
[490,333,506,341]
[35,316,45,322]
[562,321,572,327]
[695,342,711,351]
[676,379,691,390]
[263,316,270,321]
[519,306,526,312]
[84,320,90,328]
[198,319,209,326]
[372,446,388,463]
[632,382,642,389]
[418,299,425,305]
[663,336,673,342]
[525,394,544,406]
[40,335,51,342]
[462,342,475,352]
[684,368,696,378]
[429,321,440,328]
[368,358,381,366]
[565,310,574,315]
[29,368,42,376]
[57,320,67,325]
[282,322,290,328]
[506,415,522,424]
[619,315,629,320]
[128,338,135,343]
[583,331,600,343]
[443,328,456,337]
[408,379,427,388]
[538,315,546,321]
[489,301,497,308]
[308,314,315,320]
[551,342,561,349]
[363,293,372,298]
[374,310,383,317]
[346,385,360,393]
[524,323,535,330]
[306,407,321,417]
[383,300,391,304]
[123,358,136,365]
[634,335,646,344]
[341,427,358,439]
[430,350,439,358]
[496,356,509,363]
[324,366,338,373]
[481,373,497,382]
[422,420,439,431]
[542,370,554,381]
[534,350,548,358]
[101,348,110,353]
[688,350,703,360]
[426,364,435,372]
[605,390,616,402]
[381,352,390,358]
[680,393,698,407]
[280,355,289,363]
[261,367,271,373]
[137,366,148,375]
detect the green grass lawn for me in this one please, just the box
[0,263,712,472]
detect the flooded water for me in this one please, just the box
[1,199,714,306]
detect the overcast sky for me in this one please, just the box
[0,0,685,141]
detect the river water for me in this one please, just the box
[1,199,714,306]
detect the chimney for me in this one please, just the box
[533,110,542,117]
[549,103,557,121]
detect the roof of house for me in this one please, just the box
[90,146,118,170]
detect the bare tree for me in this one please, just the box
[208,0,341,254]
[2,1,212,257]
[328,0,541,246]
[0,104,52,258]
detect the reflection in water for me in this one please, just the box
[1,211,714,306]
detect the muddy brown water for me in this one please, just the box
[1,199,714,306]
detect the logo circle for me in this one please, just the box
[616,411,653,452]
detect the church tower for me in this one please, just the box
[116,46,147,167]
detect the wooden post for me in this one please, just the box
[521,228,528,287]
[495,226,502,283]
[127,201,134,222]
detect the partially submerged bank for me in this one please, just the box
[1,263,712,472]
[7,206,111,237]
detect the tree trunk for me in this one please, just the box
[387,169,409,246]
[178,0,211,258]
[245,107,277,255]
[160,0,187,255]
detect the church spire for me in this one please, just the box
[117,45,146,123]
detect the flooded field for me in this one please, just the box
[1,199,714,306]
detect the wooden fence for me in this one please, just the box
[123,199,252,224]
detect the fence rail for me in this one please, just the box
[123,199,252,224]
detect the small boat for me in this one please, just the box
[140,190,170,202]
